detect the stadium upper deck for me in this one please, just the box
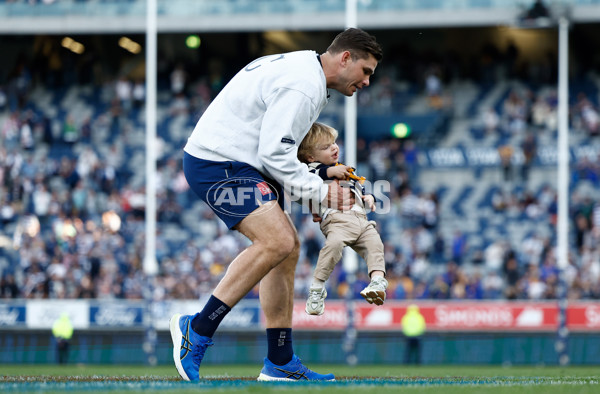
[0,0,599,34]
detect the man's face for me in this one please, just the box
[337,52,378,97]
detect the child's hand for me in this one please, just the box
[327,165,352,180]
[312,213,322,223]
[363,194,376,212]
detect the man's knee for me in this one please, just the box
[275,233,299,260]
[263,231,298,262]
[236,204,299,263]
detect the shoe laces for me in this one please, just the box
[292,356,310,374]
[192,338,214,365]
[308,288,324,302]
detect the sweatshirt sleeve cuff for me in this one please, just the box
[318,166,335,181]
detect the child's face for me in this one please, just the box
[309,140,339,165]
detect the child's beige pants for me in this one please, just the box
[314,210,385,282]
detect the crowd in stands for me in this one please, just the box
[2,34,600,303]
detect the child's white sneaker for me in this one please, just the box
[305,287,327,316]
[360,277,388,306]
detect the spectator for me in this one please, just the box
[115,77,133,113]
[502,90,528,135]
[503,256,520,299]
[132,79,145,110]
[482,107,500,135]
[451,231,467,265]
[425,65,443,109]
[32,182,51,221]
[0,274,20,298]
[521,133,537,182]
[498,144,514,182]
[170,64,187,96]
[0,86,7,111]
[62,115,78,144]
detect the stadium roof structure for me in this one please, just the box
[0,0,599,34]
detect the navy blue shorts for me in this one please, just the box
[183,152,284,229]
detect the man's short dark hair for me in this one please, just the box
[327,28,383,62]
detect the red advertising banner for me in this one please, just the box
[354,302,558,331]
[291,302,348,330]
[286,300,600,332]
[567,302,600,331]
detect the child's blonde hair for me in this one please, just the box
[298,122,338,163]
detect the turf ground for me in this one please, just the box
[1,364,599,393]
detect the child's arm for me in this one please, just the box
[308,163,351,180]
[326,164,353,180]
[308,163,335,180]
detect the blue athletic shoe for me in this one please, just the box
[257,354,335,381]
[169,313,213,381]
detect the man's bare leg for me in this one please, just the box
[170,201,297,381]
[258,211,299,328]
[213,201,297,308]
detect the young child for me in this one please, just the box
[298,122,387,316]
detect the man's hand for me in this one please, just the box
[363,194,376,212]
[323,180,355,211]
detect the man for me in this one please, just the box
[52,312,73,364]
[401,304,426,364]
[171,28,382,381]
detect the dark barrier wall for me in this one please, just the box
[1,330,599,365]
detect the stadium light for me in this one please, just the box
[391,122,411,139]
[61,37,85,54]
[186,34,201,49]
[118,37,142,54]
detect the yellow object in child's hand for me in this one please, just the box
[336,163,366,185]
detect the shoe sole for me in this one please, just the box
[169,313,191,381]
[257,373,296,381]
[257,373,336,382]
[360,290,385,306]
[305,306,324,316]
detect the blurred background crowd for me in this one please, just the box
[1,24,600,303]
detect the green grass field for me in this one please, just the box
[1,364,599,393]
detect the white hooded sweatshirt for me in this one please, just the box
[184,50,329,205]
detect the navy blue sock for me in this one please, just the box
[191,295,231,338]
[266,328,293,366]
